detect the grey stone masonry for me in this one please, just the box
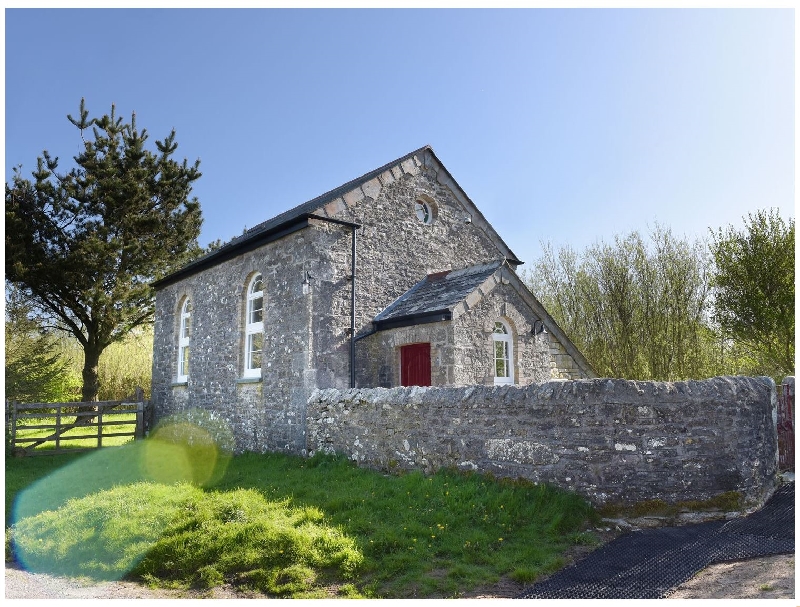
[307,376,779,508]
[152,229,318,453]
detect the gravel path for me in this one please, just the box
[667,553,794,599]
[4,562,257,600]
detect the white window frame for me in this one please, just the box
[243,273,264,379]
[493,319,514,385]
[177,298,191,383]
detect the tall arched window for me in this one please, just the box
[493,320,514,385]
[243,273,264,378]
[177,298,191,382]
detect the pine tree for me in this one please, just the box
[6,99,203,402]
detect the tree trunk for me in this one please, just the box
[81,343,102,402]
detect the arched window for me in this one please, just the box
[493,320,514,385]
[177,298,191,382]
[243,273,264,378]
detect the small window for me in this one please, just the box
[493,320,514,385]
[415,201,432,224]
[244,274,264,378]
[414,196,437,225]
[177,298,191,382]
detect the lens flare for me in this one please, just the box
[11,409,233,579]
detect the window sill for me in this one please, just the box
[171,381,188,387]
[236,377,262,385]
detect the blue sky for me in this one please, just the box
[5,8,795,268]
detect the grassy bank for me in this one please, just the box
[6,446,599,598]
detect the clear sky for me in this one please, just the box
[5,7,795,268]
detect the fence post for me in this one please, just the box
[133,386,149,438]
[97,404,103,449]
[56,404,62,451]
[136,401,144,440]
[10,400,18,454]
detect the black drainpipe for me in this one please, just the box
[305,214,360,389]
[349,224,357,389]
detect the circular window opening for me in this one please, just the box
[414,197,437,225]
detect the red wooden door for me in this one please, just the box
[401,343,431,387]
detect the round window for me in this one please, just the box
[414,197,437,225]
[415,201,431,224]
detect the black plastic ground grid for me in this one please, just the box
[516,483,795,600]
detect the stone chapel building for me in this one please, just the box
[151,146,595,453]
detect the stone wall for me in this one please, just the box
[152,229,318,454]
[310,152,506,346]
[307,376,778,508]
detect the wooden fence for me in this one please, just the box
[7,397,148,457]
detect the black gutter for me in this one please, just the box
[353,327,378,343]
[373,309,452,332]
[306,214,360,230]
[350,224,357,388]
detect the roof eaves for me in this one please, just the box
[373,309,452,332]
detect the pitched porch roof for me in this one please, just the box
[372,260,505,331]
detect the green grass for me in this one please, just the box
[5,451,86,527]
[10,482,361,597]
[6,444,600,598]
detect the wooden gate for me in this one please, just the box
[401,343,431,387]
[8,398,147,457]
[777,377,794,472]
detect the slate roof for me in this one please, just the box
[372,260,505,331]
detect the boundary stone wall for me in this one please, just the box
[307,376,778,508]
